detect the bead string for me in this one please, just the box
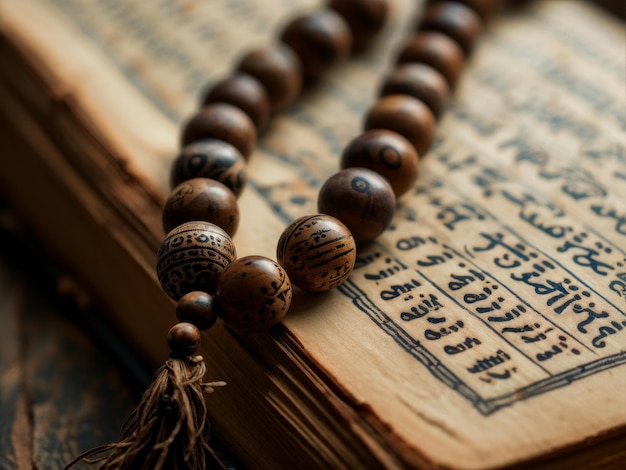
[158,0,498,351]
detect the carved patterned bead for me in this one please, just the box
[417,1,483,56]
[280,9,352,83]
[341,129,419,198]
[156,221,236,300]
[364,95,436,157]
[277,214,356,292]
[170,139,247,197]
[318,168,396,243]
[167,322,201,356]
[328,0,389,50]
[180,103,256,159]
[396,31,465,88]
[216,255,292,333]
[379,63,450,118]
[202,73,271,132]
[236,45,303,113]
[162,178,239,236]
[176,291,218,331]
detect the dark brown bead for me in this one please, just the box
[236,45,303,113]
[379,63,450,118]
[168,322,201,356]
[396,31,465,88]
[201,73,271,133]
[429,0,500,21]
[156,221,236,300]
[277,214,356,292]
[216,256,292,333]
[318,168,396,243]
[162,178,239,236]
[341,129,419,197]
[176,291,218,330]
[180,103,256,159]
[280,9,352,83]
[170,139,247,197]
[364,95,436,157]
[328,0,389,50]
[418,2,483,56]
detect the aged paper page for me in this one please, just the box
[3,0,625,467]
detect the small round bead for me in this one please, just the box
[280,9,352,83]
[236,45,303,113]
[318,168,396,243]
[429,0,500,22]
[341,129,419,197]
[417,2,483,56]
[201,73,271,133]
[167,322,201,357]
[364,95,436,157]
[170,139,247,197]
[216,255,292,333]
[180,103,256,159]
[328,0,389,50]
[157,221,236,300]
[162,178,239,236]
[277,214,356,292]
[379,63,450,118]
[396,31,465,88]
[176,291,218,330]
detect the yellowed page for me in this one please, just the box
[2,0,625,468]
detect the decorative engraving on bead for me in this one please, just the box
[156,221,236,300]
[277,214,356,292]
[217,255,292,333]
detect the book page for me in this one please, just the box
[2,0,625,467]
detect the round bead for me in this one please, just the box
[216,255,292,333]
[280,9,352,83]
[176,291,218,330]
[167,322,201,357]
[201,73,271,133]
[328,0,389,50]
[430,0,500,21]
[170,139,247,197]
[396,31,465,88]
[156,221,236,300]
[417,2,483,56]
[277,214,356,292]
[341,129,419,197]
[318,168,396,243]
[180,103,256,159]
[379,63,450,118]
[236,45,303,113]
[364,95,436,157]
[162,178,239,236]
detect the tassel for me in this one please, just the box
[65,355,226,470]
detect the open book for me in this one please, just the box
[1,0,625,468]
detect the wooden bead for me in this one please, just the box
[176,291,218,330]
[341,129,419,197]
[379,63,450,118]
[167,322,201,357]
[328,0,389,50]
[280,9,352,83]
[364,95,436,157]
[162,178,239,236]
[429,0,500,21]
[170,139,246,197]
[417,2,483,56]
[396,31,465,88]
[202,73,271,133]
[180,103,256,159]
[318,168,396,243]
[277,214,356,292]
[236,45,303,113]
[157,221,236,300]
[216,256,292,333]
